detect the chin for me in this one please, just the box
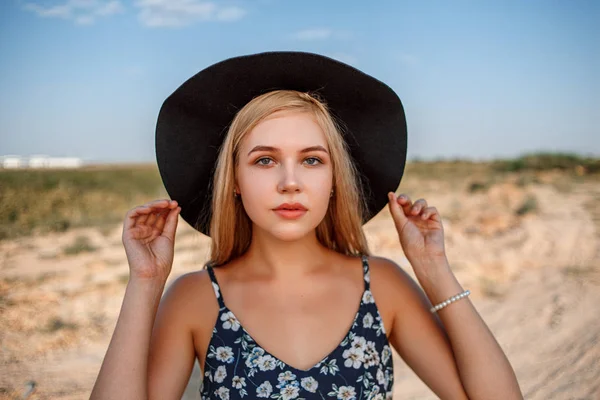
[267,225,316,242]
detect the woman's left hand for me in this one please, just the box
[387,192,447,264]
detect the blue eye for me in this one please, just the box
[304,157,322,166]
[256,157,273,166]
[254,157,322,166]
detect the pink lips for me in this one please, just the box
[273,202,307,219]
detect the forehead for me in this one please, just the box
[241,111,328,151]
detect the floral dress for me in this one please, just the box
[202,255,394,400]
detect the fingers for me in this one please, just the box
[396,194,413,215]
[154,208,172,232]
[124,199,178,231]
[392,193,439,221]
[420,206,441,222]
[162,206,181,240]
[410,198,428,215]
[396,194,427,215]
[388,192,408,226]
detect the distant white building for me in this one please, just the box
[0,155,24,169]
[28,154,51,168]
[0,155,84,169]
[45,157,83,168]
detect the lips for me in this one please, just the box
[274,202,307,211]
[273,202,308,220]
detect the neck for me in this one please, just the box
[241,227,331,279]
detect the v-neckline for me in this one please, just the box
[221,291,365,373]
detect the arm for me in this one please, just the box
[374,256,521,399]
[90,199,196,399]
[90,277,166,399]
[372,257,467,398]
[384,192,522,399]
[90,274,198,400]
[413,257,522,399]
[147,273,204,399]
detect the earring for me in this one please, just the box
[330,189,334,198]
[233,190,238,198]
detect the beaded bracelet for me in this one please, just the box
[430,290,471,313]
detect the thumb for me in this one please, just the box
[387,192,408,229]
[162,206,181,241]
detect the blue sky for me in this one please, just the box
[0,0,598,164]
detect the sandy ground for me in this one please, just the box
[1,177,599,399]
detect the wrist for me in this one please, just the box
[410,258,463,305]
[409,255,451,280]
[127,275,167,293]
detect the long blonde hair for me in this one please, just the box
[202,90,370,266]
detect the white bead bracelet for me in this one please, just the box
[430,290,471,313]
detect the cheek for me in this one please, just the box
[314,167,334,191]
[238,168,270,195]
[312,178,332,202]
[236,169,271,215]
[306,171,334,218]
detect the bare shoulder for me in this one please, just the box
[159,269,219,329]
[148,269,219,398]
[365,256,432,324]
[366,255,421,295]
[164,269,213,301]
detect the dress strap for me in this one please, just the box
[206,266,226,309]
[361,254,371,291]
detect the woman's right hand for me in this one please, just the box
[121,199,181,282]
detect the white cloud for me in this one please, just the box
[23,0,124,24]
[134,0,246,27]
[24,3,71,18]
[96,1,124,15]
[292,28,333,41]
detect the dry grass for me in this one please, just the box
[1,154,597,242]
[0,164,167,240]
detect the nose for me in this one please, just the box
[277,162,302,194]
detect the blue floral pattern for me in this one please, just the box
[201,255,394,399]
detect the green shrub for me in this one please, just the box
[493,152,597,173]
[515,195,538,216]
[45,318,78,332]
[468,181,489,193]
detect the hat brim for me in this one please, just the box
[156,51,407,236]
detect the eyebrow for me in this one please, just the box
[247,145,329,156]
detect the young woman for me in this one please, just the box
[90,52,522,399]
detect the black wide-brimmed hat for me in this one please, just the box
[156,51,407,236]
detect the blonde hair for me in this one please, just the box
[202,90,370,266]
